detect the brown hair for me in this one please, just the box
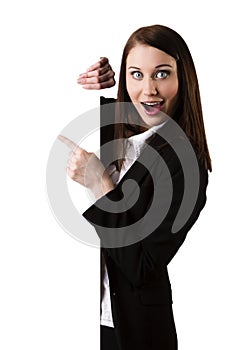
[115,24,212,172]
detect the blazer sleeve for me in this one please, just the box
[83,138,209,288]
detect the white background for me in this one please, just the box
[1,0,245,349]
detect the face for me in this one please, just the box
[126,44,179,128]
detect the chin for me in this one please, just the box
[142,117,166,128]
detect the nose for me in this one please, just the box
[143,78,158,96]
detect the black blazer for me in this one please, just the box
[83,98,208,350]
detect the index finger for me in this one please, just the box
[86,57,109,72]
[58,135,81,152]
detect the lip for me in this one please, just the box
[140,100,164,116]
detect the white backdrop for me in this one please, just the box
[1,1,245,349]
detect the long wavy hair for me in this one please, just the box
[115,24,212,172]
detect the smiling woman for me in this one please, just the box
[60,24,212,350]
[115,25,211,172]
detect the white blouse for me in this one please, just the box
[100,122,166,327]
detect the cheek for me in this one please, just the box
[126,77,141,101]
[170,87,179,103]
[164,80,179,100]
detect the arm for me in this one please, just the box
[83,143,208,287]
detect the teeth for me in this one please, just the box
[142,102,161,106]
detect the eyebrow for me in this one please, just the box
[128,64,173,70]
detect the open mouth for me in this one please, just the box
[140,101,164,115]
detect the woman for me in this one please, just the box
[60,25,211,350]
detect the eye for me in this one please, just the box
[130,71,143,80]
[155,70,170,79]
